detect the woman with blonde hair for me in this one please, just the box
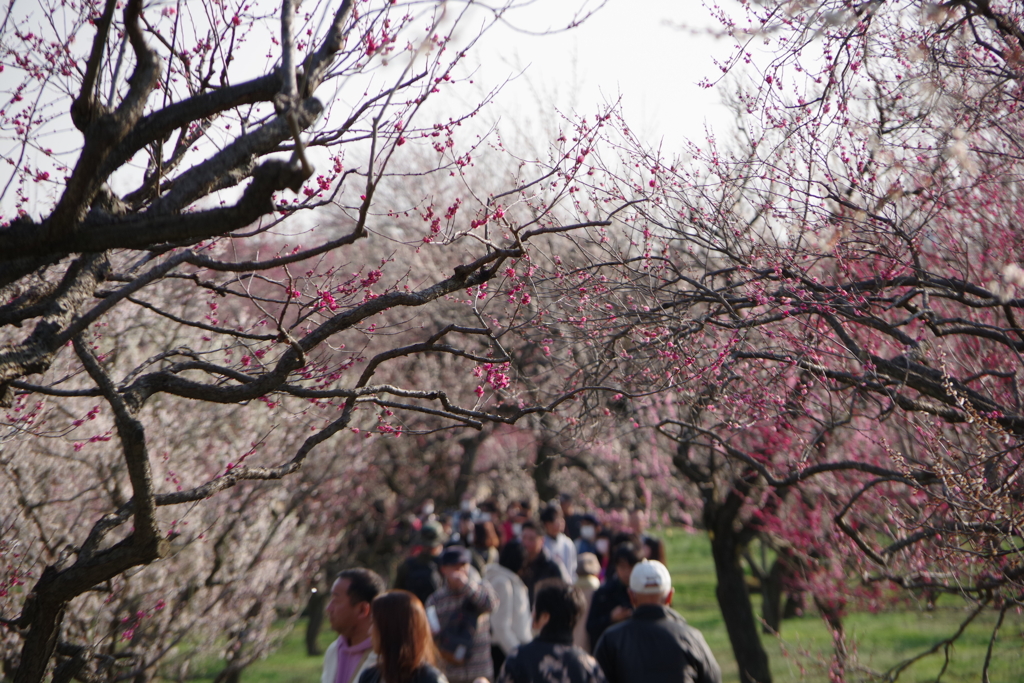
[359,590,448,683]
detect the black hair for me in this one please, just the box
[612,543,641,568]
[644,536,667,564]
[337,568,387,605]
[539,505,562,524]
[499,539,526,573]
[611,531,642,550]
[520,520,541,534]
[533,580,587,632]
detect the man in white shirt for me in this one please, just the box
[321,568,386,683]
[541,505,577,577]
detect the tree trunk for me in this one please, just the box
[710,528,772,683]
[452,430,489,506]
[13,532,167,683]
[13,595,65,683]
[213,666,241,683]
[305,588,326,656]
[762,557,784,635]
[533,437,559,504]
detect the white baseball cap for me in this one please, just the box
[629,559,672,595]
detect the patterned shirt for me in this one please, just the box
[426,579,498,683]
[498,630,607,683]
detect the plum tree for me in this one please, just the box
[0,1,620,680]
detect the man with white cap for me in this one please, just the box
[592,559,721,683]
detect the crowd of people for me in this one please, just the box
[322,494,721,683]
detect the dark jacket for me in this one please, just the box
[585,576,631,647]
[394,551,443,604]
[520,548,569,603]
[592,604,721,683]
[575,538,598,557]
[565,514,584,541]
[358,663,449,683]
[497,628,606,683]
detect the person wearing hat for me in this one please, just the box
[395,521,446,604]
[572,553,602,652]
[592,560,721,683]
[426,546,498,683]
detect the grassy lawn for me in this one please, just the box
[238,528,1024,683]
[661,528,1024,682]
[239,624,335,683]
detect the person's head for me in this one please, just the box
[473,521,499,550]
[520,521,544,561]
[611,531,642,551]
[579,514,598,542]
[458,511,475,537]
[612,543,642,585]
[438,546,472,589]
[628,508,649,536]
[577,552,601,578]
[559,492,575,518]
[643,536,666,564]
[327,568,386,642]
[628,559,674,607]
[532,579,587,634]
[499,539,526,574]
[419,521,447,554]
[371,591,436,683]
[539,505,564,538]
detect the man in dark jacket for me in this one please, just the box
[585,543,640,647]
[497,579,606,683]
[593,560,721,683]
[394,521,445,604]
[519,521,570,603]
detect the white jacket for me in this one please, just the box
[321,636,378,683]
[483,563,533,656]
[544,532,577,578]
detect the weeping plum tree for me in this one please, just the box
[0,0,625,681]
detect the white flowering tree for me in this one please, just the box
[0,0,620,680]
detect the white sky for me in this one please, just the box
[469,0,741,154]
[0,0,744,217]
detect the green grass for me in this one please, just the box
[661,528,1024,683]
[237,529,1024,683]
[239,624,335,683]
